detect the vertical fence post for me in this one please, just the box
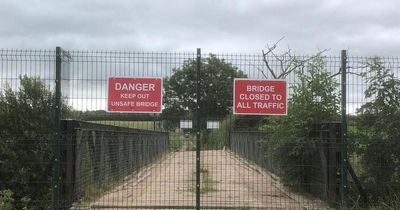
[53,46,62,210]
[195,48,201,210]
[340,49,348,207]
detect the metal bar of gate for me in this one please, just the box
[340,49,348,207]
[53,46,62,210]
[195,48,201,210]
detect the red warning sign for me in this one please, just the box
[107,77,162,113]
[233,79,287,115]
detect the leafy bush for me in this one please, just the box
[354,57,400,200]
[0,189,14,210]
[0,76,70,209]
[265,56,340,187]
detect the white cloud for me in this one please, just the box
[0,0,399,55]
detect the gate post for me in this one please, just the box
[340,49,348,207]
[195,48,201,210]
[53,46,62,210]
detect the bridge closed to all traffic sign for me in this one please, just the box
[108,77,162,113]
[233,79,287,115]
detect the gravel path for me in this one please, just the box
[89,150,329,209]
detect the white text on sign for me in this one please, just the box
[114,82,156,91]
[108,77,162,113]
[233,79,287,115]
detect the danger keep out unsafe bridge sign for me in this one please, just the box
[108,77,162,113]
[233,79,287,115]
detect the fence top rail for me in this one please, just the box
[0,49,55,56]
[62,119,167,135]
[2,48,399,58]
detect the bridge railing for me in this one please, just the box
[229,123,341,206]
[61,120,169,208]
[228,131,279,173]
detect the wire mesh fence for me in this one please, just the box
[62,120,169,208]
[345,55,400,208]
[0,49,56,209]
[0,48,400,209]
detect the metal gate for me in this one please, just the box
[1,47,400,209]
[55,48,337,209]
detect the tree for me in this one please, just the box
[265,56,340,186]
[163,54,246,129]
[0,76,71,209]
[259,37,329,80]
[355,57,400,198]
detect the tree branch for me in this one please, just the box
[328,68,367,79]
[262,37,331,79]
[261,49,277,79]
[257,67,269,79]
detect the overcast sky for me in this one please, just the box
[1,0,399,56]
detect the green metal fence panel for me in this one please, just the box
[1,48,400,209]
[61,120,169,208]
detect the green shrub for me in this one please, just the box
[354,57,400,200]
[265,56,340,187]
[0,76,71,209]
[0,189,14,210]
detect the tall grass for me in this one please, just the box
[346,193,400,210]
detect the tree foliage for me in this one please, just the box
[355,57,400,197]
[0,76,70,209]
[265,56,340,186]
[163,55,246,129]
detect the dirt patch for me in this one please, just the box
[84,150,330,209]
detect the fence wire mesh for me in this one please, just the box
[0,48,400,209]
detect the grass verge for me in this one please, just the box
[189,168,218,194]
